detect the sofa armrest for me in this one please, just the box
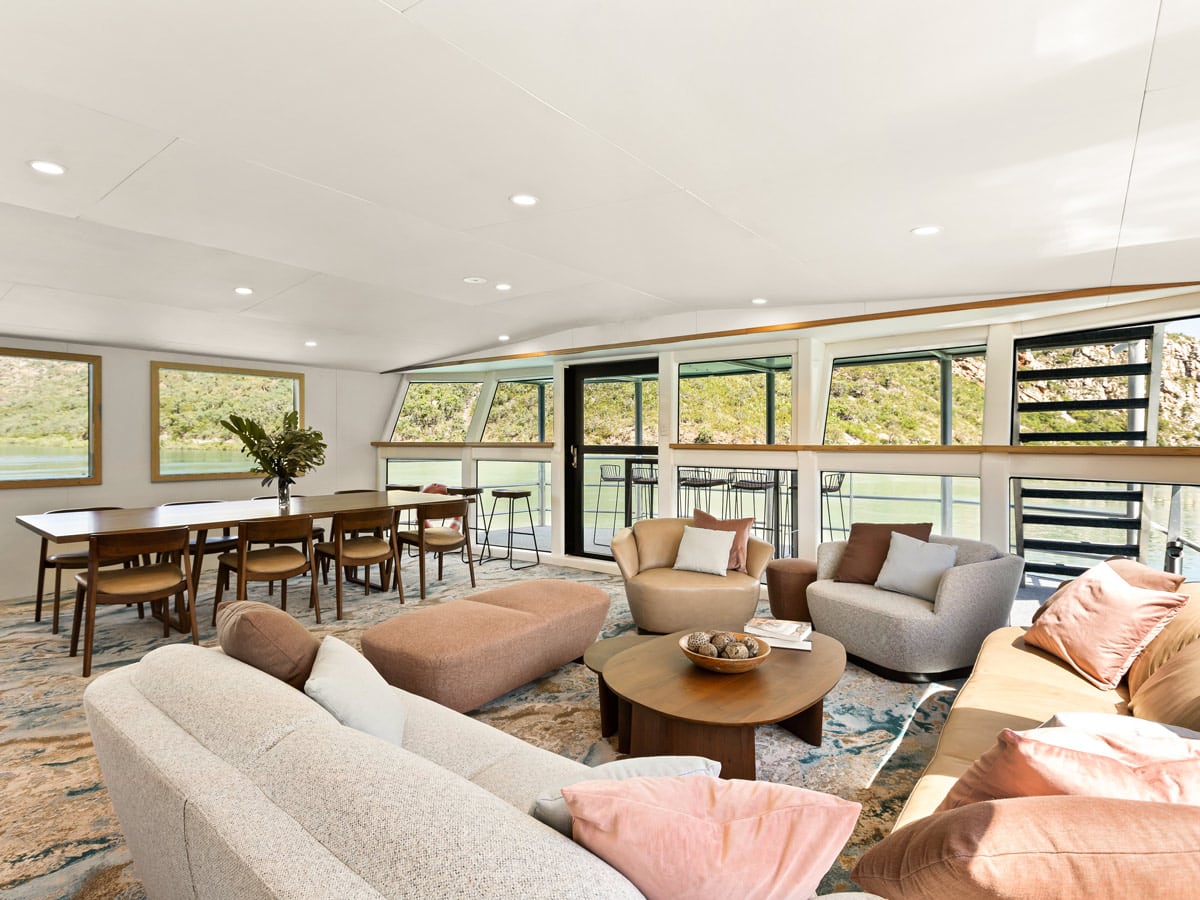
[610,527,639,582]
[933,553,1025,624]
[745,536,774,579]
[816,541,848,580]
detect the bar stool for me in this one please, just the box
[726,468,777,546]
[630,462,658,522]
[591,464,625,546]
[821,472,847,540]
[480,489,540,570]
[448,486,485,560]
[677,467,726,517]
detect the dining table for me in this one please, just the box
[16,489,459,630]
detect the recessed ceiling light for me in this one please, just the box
[498,334,510,342]
[234,286,254,295]
[751,297,768,305]
[509,194,539,207]
[495,283,512,292]
[304,341,317,347]
[29,159,66,176]
[911,225,942,236]
[463,276,487,284]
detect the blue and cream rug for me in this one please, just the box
[0,561,957,898]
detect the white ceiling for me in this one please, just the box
[0,0,1197,372]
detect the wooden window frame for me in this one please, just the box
[151,361,304,483]
[0,347,102,489]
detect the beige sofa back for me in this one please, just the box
[85,645,642,899]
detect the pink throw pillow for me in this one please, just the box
[938,726,1200,811]
[561,775,860,900]
[1024,561,1188,688]
[420,482,461,532]
[692,509,754,573]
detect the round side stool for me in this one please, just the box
[765,558,818,622]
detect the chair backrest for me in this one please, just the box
[331,507,392,536]
[599,464,623,481]
[46,506,122,515]
[333,489,376,494]
[821,472,845,492]
[239,515,315,545]
[414,499,468,523]
[728,469,773,489]
[678,467,724,485]
[631,463,657,483]
[89,527,191,567]
[160,499,232,535]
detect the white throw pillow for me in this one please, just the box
[533,756,722,835]
[874,531,956,602]
[304,635,405,746]
[673,525,735,577]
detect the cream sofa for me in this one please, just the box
[611,517,773,633]
[85,643,879,899]
[807,536,1025,679]
[893,582,1200,829]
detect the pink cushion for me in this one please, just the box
[938,726,1200,811]
[692,509,754,573]
[1023,561,1188,688]
[561,775,859,900]
[421,482,461,531]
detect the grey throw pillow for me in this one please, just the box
[304,636,405,746]
[533,756,722,835]
[874,532,956,602]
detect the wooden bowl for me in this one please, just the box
[678,632,771,673]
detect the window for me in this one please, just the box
[583,377,658,446]
[482,380,553,442]
[152,362,302,481]
[0,348,100,487]
[824,348,985,445]
[678,356,792,444]
[391,382,483,442]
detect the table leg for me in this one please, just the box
[616,697,632,753]
[778,698,824,746]
[598,676,618,737]
[628,703,757,780]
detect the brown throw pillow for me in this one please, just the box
[834,522,932,584]
[1130,638,1200,732]
[692,509,754,573]
[852,795,1200,900]
[215,601,320,689]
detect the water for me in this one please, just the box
[158,448,251,475]
[0,444,90,480]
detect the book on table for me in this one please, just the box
[744,617,812,641]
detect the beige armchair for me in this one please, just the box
[611,517,772,634]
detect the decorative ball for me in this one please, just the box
[741,636,760,656]
[696,641,719,657]
[721,642,750,659]
[710,632,735,650]
[686,631,712,651]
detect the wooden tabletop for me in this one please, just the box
[602,630,846,728]
[15,490,458,543]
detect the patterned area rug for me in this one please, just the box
[0,559,957,898]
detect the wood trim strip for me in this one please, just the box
[670,443,1200,457]
[371,441,554,449]
[385,281,1200,372]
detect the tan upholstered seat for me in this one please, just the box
[71,527,198,677]
[315,507,401,619]
[34,506,129,634]
[215,515,320,624]
[610,517,772,634]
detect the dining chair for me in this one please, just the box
[34,506,130,635]
[393,499,476,599]
[70,527,198,677]
[160,500,238,583]
[214,515,321,624]
[314,507,402,619]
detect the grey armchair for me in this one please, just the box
[806,536,1024,681]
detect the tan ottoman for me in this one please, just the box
[766,558,818,621]
[361,579,610,712]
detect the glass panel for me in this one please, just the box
[678,356,792,444]
[384,458,461,488]
[1157,321,1200,447]
[583,378,658,446]
[483,381,552,442]
[825,360,942,444]
[830,472,981,539]
[155,363,300,478]
[392,382,483,441]
[0,351,95,483]
[951,358,986,445]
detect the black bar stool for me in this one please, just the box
[821,472,847,540]
[630,462,658,522]
[677,466,726,517]
[448,486,485,560]
[480,489,541,570]
[726,468,777,546]
[591,464,625,546]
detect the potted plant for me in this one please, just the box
[220,410,327,507]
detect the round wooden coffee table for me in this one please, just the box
[601,630,846,780]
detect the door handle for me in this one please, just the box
[570,446,578,469]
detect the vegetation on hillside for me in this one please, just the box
[157,368,298,449]
[391,382,483,441]
[0,356,91,446]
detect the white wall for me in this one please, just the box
[1,337,399,600]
